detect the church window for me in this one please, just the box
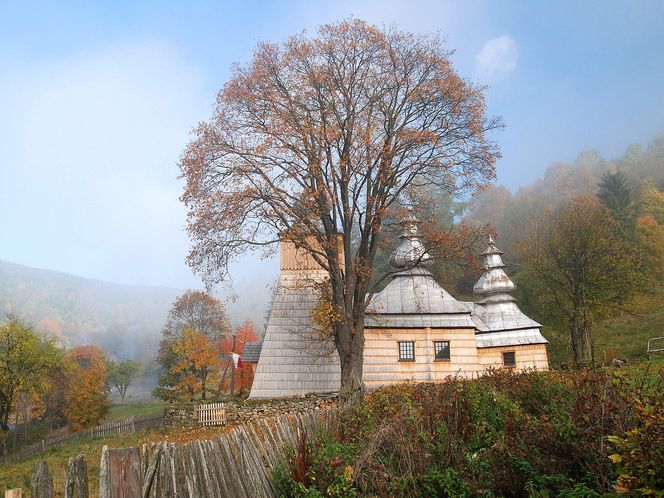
[502,351,516,368]
[398,341,415,361]
[434,341,450,361]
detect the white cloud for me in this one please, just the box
[474,35,518,81]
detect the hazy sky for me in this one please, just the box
[1,0,663,297]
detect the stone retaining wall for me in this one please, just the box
[163,394,336,428]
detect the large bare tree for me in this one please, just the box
[180,19,501,401]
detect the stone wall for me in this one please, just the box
[163,394,336,429]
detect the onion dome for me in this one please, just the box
[366,210,474,327]
[389,211,433,269]
[473,236,516,303]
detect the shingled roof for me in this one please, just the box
[242,342,263,363]
[365,215,475,328]
[248,247,341,399]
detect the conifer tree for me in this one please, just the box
[597,171,632,227]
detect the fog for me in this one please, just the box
[1,0,663,328]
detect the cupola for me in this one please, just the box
[472,236,516,303]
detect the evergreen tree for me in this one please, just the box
[597,171,632,226]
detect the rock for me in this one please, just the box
[30,460,53,498]
[64,454,88,498]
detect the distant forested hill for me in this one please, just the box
[0,260,182,362]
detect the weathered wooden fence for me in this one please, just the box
[9,413,163,462]
[140,408,335,497]
[18,408,335,498]
[197,402,227,426]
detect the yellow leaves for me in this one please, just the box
[641,186,664,224]
[64,345,110,430]
[0,316,62,430]
[172,326,220,373]
[635,188,664,280]
[311,281,341,339]
[169,326,221,399]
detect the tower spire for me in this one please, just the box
[389,205,433,269]
[473,236,516,302]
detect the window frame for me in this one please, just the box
[433,340,451,361]
[502,351,516,368]
[398,341,416,362]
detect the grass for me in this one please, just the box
[0,428,162,497]
[0,404,241,497]
[105,401,165,421]
[545,287,664,367]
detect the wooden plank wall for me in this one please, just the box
[362,327,481,389]
[477,344,549,371]
[279,236,344,272]
[363,328,549,389]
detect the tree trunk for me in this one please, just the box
[201,375,207,401]
[570,309,593,367]
[337,321,365,405]
[1,429,8,465]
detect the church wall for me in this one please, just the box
[280,236,344,272]
[362,327,480,390]
[477,344,549,371]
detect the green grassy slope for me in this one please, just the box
[544,287,664,367]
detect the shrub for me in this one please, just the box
[276,366,663,497]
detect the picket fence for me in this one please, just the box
[9,412,163,462]
[197,402,227,426]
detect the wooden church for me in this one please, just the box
[249,217,548,399]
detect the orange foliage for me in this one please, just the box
[170,326,221,401]
[218,320,259,395]
[64,345,110,431]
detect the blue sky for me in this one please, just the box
[1,1,663,302]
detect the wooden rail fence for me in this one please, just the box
[8,413,163,462]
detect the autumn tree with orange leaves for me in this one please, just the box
[156,290,231,400]
[180,19,501,402]
[169,326,220,401]
[218,319,259,395]
[64,345,110,430]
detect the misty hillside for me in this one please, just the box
[0,260,183,362]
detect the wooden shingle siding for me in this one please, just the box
[477,344,549,371]
[362,327,482,389]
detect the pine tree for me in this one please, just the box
[597,171,632,226]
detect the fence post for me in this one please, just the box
[64,454,88,498]
[30,460,53,498]
[99,447,141,498]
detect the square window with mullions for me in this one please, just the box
[502,351,516,367]
[398,341,415,361]
[434,341,450,361]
